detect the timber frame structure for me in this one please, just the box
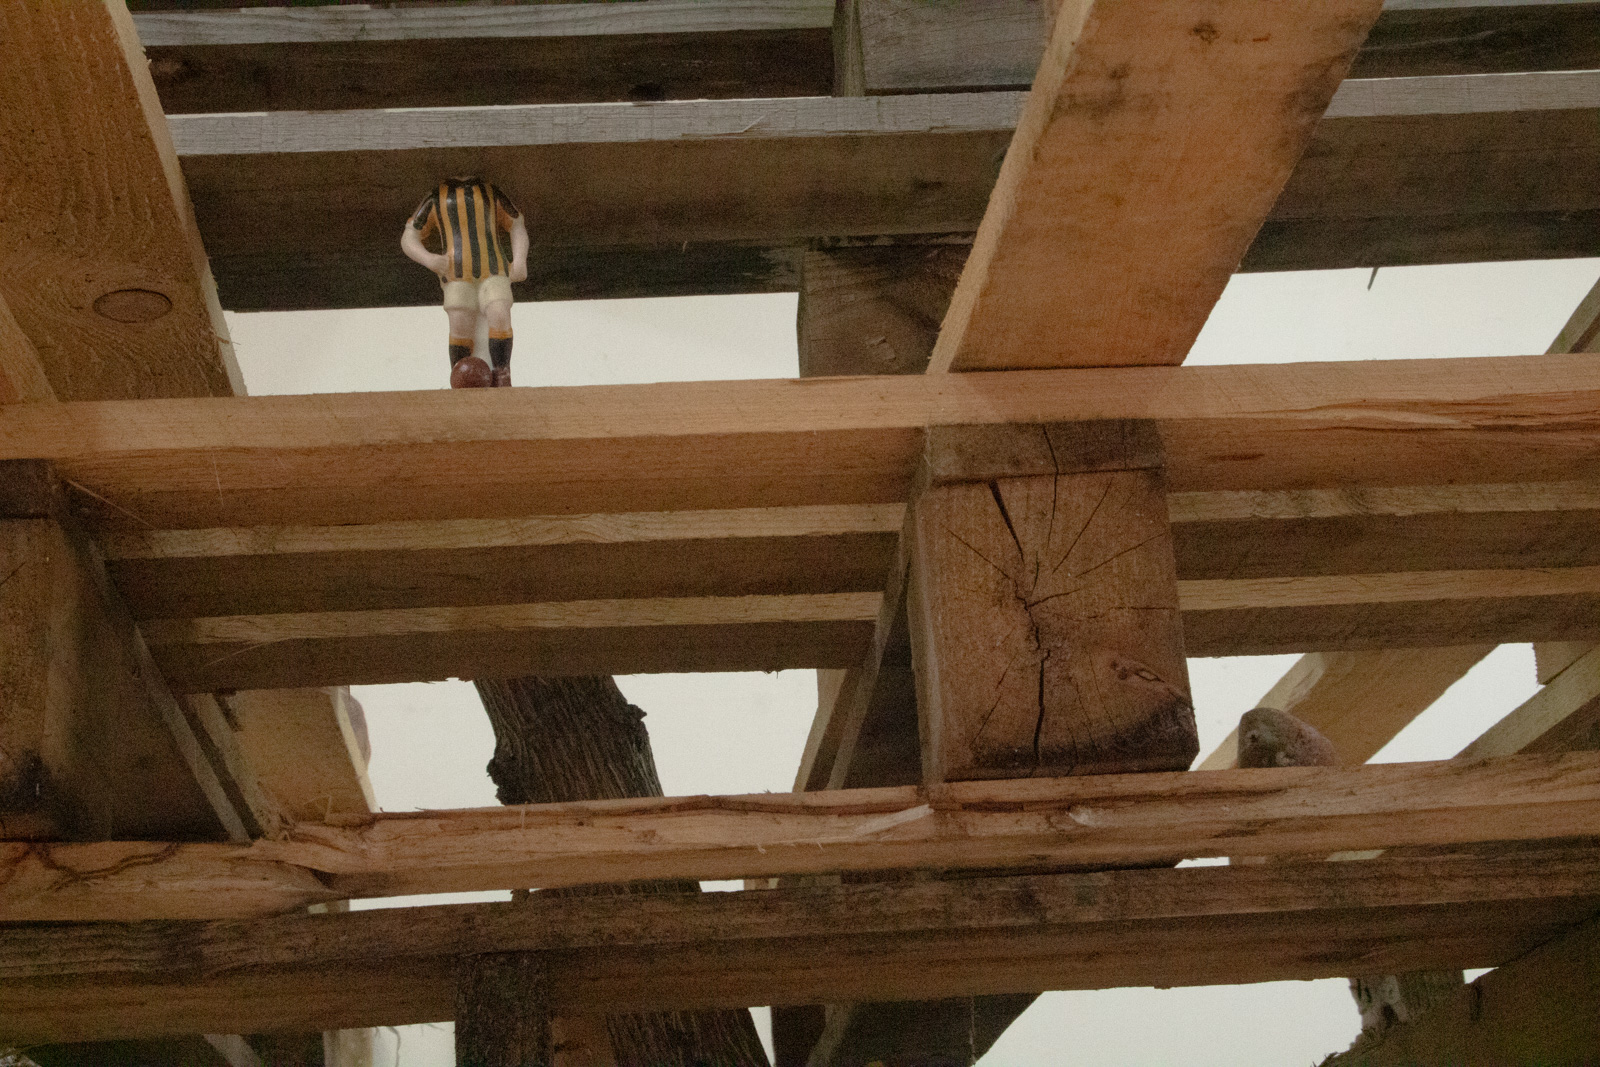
[3,1,1600,1064]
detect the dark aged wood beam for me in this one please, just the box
[5,846,1600,1042]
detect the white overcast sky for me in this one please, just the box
[227,256,1600,1066]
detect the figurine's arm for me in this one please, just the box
[401,194,449,276]
[507,215,529,283]
[401,221,448,277]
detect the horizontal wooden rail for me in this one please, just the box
[164,72,1600,309]
[5,752,1599,922]
[5,354,1597,528]
[5,845,1599,1042]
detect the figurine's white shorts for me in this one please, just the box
[441,275,514,311]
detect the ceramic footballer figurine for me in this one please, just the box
[401,177,529,388]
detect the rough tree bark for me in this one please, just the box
[475,676,772,1067]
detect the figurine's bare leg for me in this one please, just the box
[484,298,513,388]
[446,307,477,369]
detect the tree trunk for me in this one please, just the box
[475,676,772,1067]
[456,952,554,1067]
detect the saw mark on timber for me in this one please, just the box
[1051,477,1114,576]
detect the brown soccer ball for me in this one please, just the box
[450,355,493,389]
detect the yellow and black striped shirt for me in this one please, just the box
[409,178,522,281]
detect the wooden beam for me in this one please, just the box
[6,752,1600,922]
[1324,910,1600,1066]
[0,462,251,841]
[131,564,1600,690]
[171,73,1600,311]
[23,1035,262,1067]
[91,480,1600,637]
[0,0,239,400]
[6,354,1599,531]
[133,1,835,114]
[907,422,1196,779]
[1196,646,1494,770]
[1461,645,1600,758]
[5,847,1599,1042]
[928,0,1383,372]
[853,0,1600,93]
[0,294,54,406]
[796,242,965,378]
[226,689,375,823]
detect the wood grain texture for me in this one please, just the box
[5,355,1600,531]
[0,1,239,400]
[227,688,375,823]
[171,74,1600,311]
[1197,646,1493,770]
[136,2,834,113]
[5,848,1600,1041]
[131,569,1600,690]
[455,954,553,1067]
[855,0,1600,93]
[6,753,1600,922]
[796,244,966,378]
[0,294,54,405]
[1324,912,1600,1066]
[0,511,234,841]
[928,0,1384,371]
[92,484,1600,619]
[908,429,1195,780]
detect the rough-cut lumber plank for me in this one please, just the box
[6,354,1600,532]
[0,464,244,841]
[907,422,1196,779]
[855,0,1600,93]
[95,482,1600,621]
[226,689,375,823]
[1324,910,1600,1066]
[134,1,834,113]
[5,848,1600,1042]
[1197,646,1493,770]
[928,0,1383,372]
[0,1,239,400]
[1461,646,1600,758]
[104,506,901,619]
[172,73,1600,311]
[134,563,1600,690]
[6,752,1600,922]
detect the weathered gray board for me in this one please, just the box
[173,73,1600,310]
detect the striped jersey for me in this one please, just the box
[409,178,522,281]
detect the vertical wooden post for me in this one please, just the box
[455,952,554,1067]
[908,421,1197,782]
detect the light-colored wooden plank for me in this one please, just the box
[135,565,1600,691]
[1196,646,1493,770]
[928,0,1384,372]
[1460,645,1600,758]
[0,1,240,400]
[1324,911,1600,1066]
[4,354,1599,532]
[227,688,376,823]
[4,848,1599,1042]
[5,752,1599,922]
[93,482,1600,621]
